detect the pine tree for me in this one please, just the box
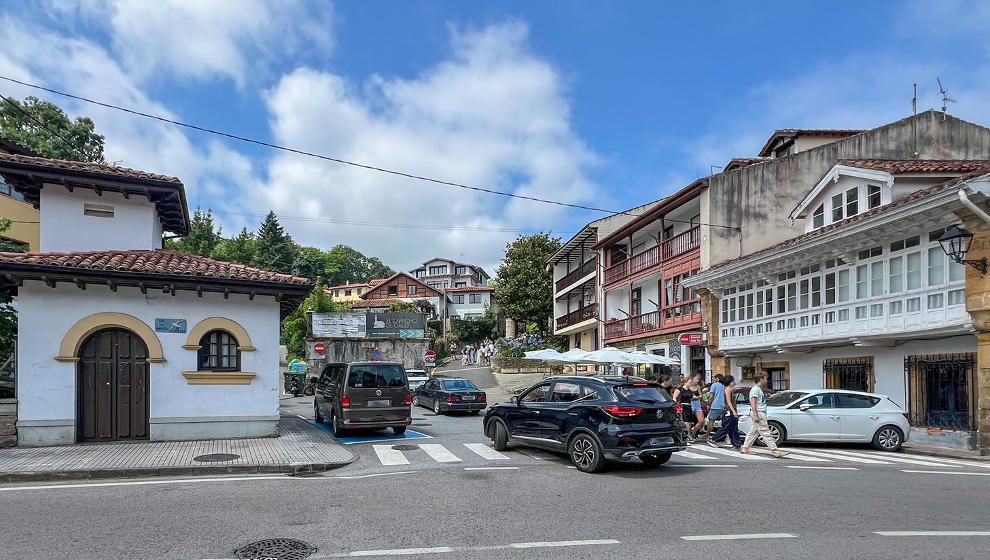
[166,207,222,257]
[211,227,256,265]
[253,211,295,273]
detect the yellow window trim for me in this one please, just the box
[185,317,254,350]
[181,371,257,385]
[56,312,165,363]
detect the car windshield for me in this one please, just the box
[765,391,808,407]
[347,364,406,388]
[614,385,669,404]
[443,379,477,391]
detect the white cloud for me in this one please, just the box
[259,22,600,271]
[74,0,334,87]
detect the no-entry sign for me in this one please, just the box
[424,350,436,366]
[679,333,705,345]
[314,342,326,355]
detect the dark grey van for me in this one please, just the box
[314,361,411,437]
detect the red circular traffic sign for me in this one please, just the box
[425,350,436,359]
[314,342,326,355]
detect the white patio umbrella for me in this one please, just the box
[582,347,648,364]
[560,348,593,362]
[628,350,680,366]
[523,348,568,362]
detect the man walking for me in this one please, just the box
[658,373,674,400]
[702,374,726,441]
[741,372,789,458]
[709,375,742,449]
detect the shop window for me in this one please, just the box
[760,364,789,391]
[198,330,240,371]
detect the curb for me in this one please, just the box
[0,456,357,484]
[902,444,989,461]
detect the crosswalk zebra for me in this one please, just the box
[369,441,989,471]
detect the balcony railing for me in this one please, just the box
[556,258,597,292]
[661,226,700,260]
[603,226,701,285]
[555,303,598,330]
[603,310,662,340]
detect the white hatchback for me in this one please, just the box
[734,389,911,451]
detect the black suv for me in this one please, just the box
[484,376,686,472]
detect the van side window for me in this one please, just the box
[320,364,345,385]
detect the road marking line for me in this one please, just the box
[749,447,830,462]
[874,531,990,537]
[0,475,296,492]
[681,533,797,541]
[787,465,858,470]
[348,546,455,556]
[865,452,990,469]
[677,450,721,460]
[373,445,410,466]
[900,469,990,476]
[463,442,510,460]
[464,466,519,471]
[419,444,462,463]
[815,449,960,467]
[295,414,308,420]
[510,539,621,548]
[328,471,415,479]
[665,464,739,468]
[692,446,771,461]
[786,449,890,464]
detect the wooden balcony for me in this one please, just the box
[556,258,597,292]
[603,226,700,286]
[603,310,661,340]
[555,303,598,330]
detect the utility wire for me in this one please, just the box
[213,209,565,234]
[0,75,740,230]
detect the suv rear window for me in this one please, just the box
[348,364,407,388]
[614,385,669,404]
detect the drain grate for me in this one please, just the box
[193,453,240,463]
[234,538,315,560]
[391,444,419,451]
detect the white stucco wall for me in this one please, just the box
[40,188,163,252]
[447,293,492,319]
[16,282,281,445]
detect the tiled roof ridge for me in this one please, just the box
[0,248,311,285]
[0,151,182,184]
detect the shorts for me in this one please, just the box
[690,401,702,413]
[681,407,695,423]
[707,408,725,422]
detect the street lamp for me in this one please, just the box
[938,224,987,274]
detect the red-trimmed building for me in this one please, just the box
[594,178,707,376]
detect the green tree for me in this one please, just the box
[493,232,561,333]
[385,300,420,313]
[211,227,257,265]
[0,96,104,162]
[281,283,351,359]
[0,219,19,396]
[324,244,368,284]
[450,313,497,343]
[365,256,395,280]
[292,246,330,281]
[165,207,222,257]
[253,211,295,274]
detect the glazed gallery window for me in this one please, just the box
[812,204,825,229]
[469,294,484,304]
[452,295,465,304]
[198,330,240,371]
[407,285,417,295]
[428,265,447,275]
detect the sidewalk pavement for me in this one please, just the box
[903,441,989,460]
[0,416,354,483]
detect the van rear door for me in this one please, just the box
[345,364,410,423]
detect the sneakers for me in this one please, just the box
[706,439,718,448]
[740,447,751,454]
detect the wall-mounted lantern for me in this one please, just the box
[938,224,987,274]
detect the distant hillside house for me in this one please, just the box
[350,272,445,316]
[0,152,312,446]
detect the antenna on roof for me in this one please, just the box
[937,77,956,118]
[911,83,919,159]
[911,83,917,117]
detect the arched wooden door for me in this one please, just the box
[77,328,150,442]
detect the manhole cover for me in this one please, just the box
[391,444,419,451]
[234,538,315,560]
[192,453,240,463]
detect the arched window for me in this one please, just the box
[198,330,240,371]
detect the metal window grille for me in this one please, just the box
[904,353,976,430]
[823,357,875,392]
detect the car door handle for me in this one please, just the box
[829,416,840,420]
[869,415,880,420]
[567,412,578,416]
[533,411,540,414]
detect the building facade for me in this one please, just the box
[0,152,311,446]
[326,281,372,302]
[350,272,445,316]
[411,258,489,290]
[446,285,493,320]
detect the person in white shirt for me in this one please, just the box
[741,372,789,458]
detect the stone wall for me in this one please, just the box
[0,399,15,447]
[305,338,432,375]
[962,211,990,455]
[490,357,554,374]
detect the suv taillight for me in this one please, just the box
[405,394,412,406]
[673,403,683,414]
[602,405,642,418]
[341,395,351,409]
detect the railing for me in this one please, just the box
[604,318,629,339]
[661,226,700,260]
[630,245,659,276]
[556,258,597,292]
[555,303,598,330]
[603,310,663,340]
[604,260,629,285]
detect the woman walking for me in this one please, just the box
[673,375,703,442]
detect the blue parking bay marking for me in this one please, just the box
[309,421,432,444]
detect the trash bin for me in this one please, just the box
[284,371,306,393]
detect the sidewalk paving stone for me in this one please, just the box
[0,417,353,483]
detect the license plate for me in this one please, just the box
[645,437,673,446]
[461,396,475,401]
[367,399,390,408]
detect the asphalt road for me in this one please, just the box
[3,363,988,560]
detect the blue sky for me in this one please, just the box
[1,1,988,272]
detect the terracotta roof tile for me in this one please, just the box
[0,151,182,184]
[706,165,990,273]
[369,278,387,287]
[0,249,311,285]
[837,159,990,174]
